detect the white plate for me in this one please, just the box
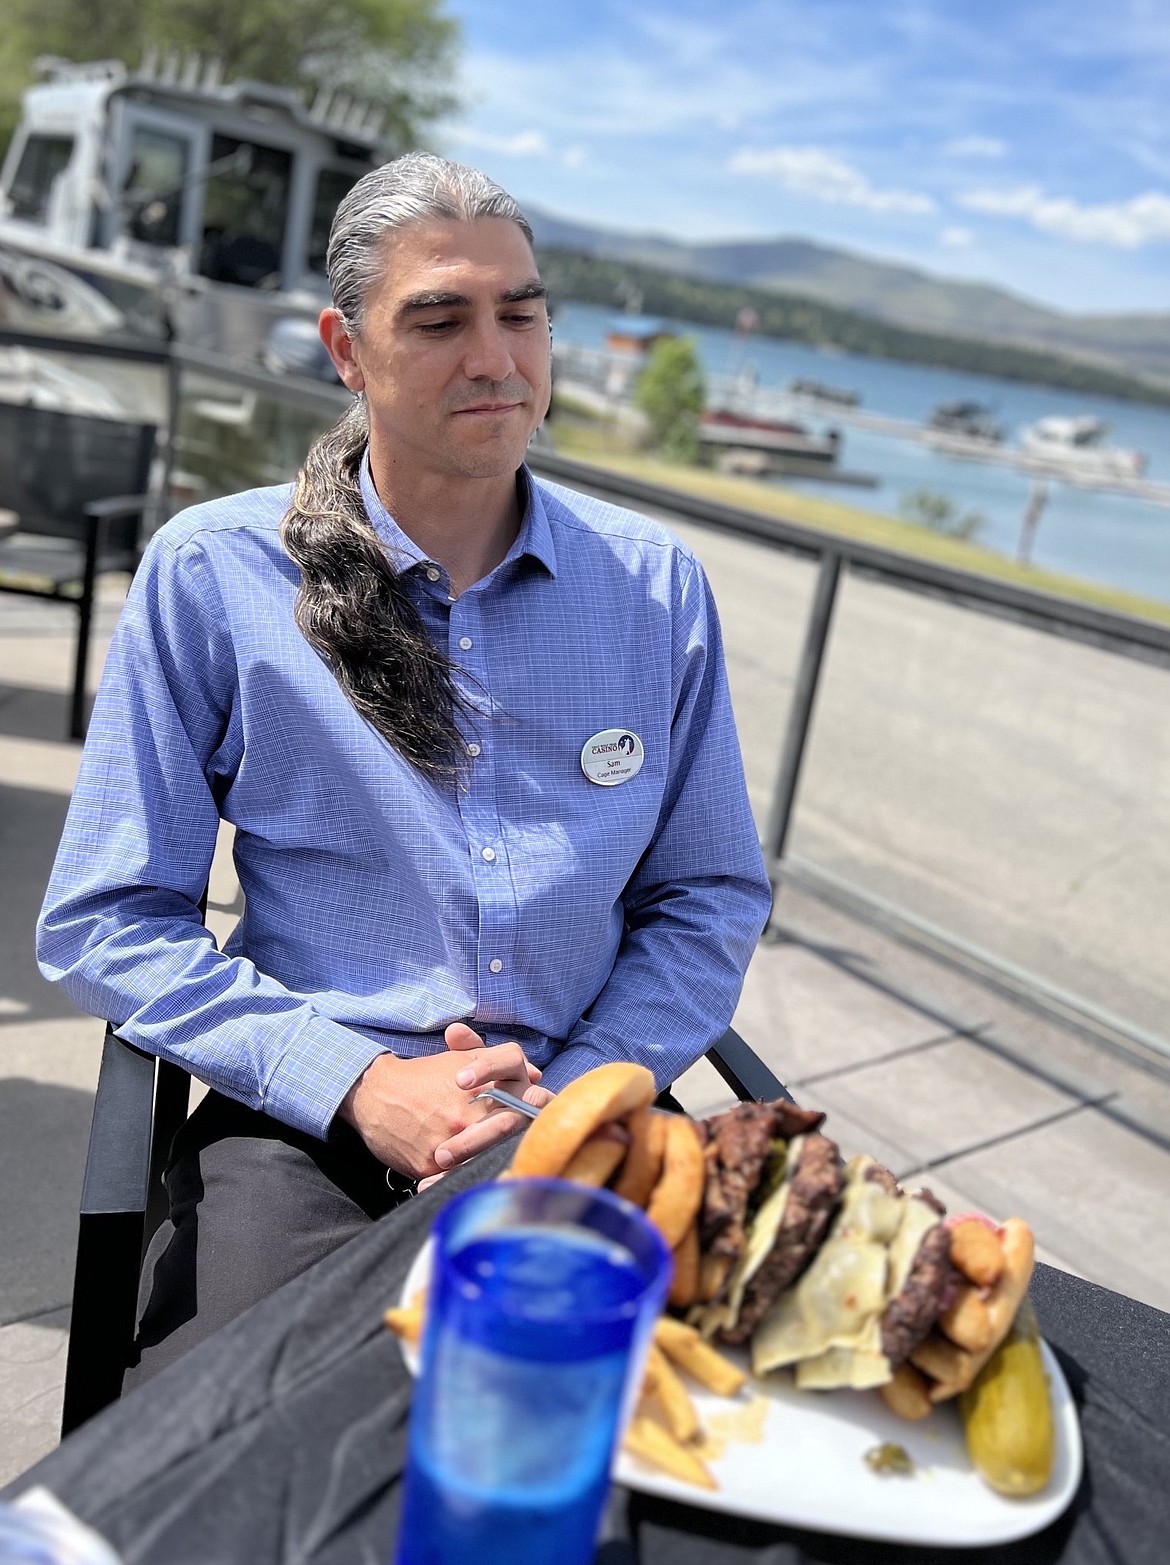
[396,1240,1082,1549]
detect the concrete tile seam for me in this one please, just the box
[766,919,994,1041]
[774,916,1168,1124]
[1095,1101,1170,1161]
[792,1028,963,1088]
[0,1304,71,1331]
[964,1029,1170,1153]
[897,1093,1118,1183]
[780,882,1170,1093]
[960,1026,1114,1106]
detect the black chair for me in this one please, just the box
[0,402,157,740]
[61,1025,788,1437]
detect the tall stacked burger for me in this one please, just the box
[507,1063,1052,1492]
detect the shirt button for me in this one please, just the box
[481,846,496,862]
[467,742,481,757]
[488,958,503,974]
[458,635,473,651]
[426,567,441,583]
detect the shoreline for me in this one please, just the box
[548,419,1170,629]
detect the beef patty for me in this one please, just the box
[719,1131,844,1345]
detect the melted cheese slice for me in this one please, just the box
[796,1319,891,1391]
[750,1156,903,1378]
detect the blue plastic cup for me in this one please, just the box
[394,1177,672,1565]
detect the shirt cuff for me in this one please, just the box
[260,1013,390,1140]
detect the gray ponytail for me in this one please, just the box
[279,154,533,775]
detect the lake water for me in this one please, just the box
[554,301,1170,605]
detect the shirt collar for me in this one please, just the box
[358,452,558,581]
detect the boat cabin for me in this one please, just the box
[0,53,388,346]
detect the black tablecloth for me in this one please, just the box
[8,1143,1170,1564]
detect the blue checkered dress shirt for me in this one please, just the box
[37,462,770,1139]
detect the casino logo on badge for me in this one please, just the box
[581,728,645,787]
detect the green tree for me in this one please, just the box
[899,488,985,541]
[2,0,459,155]
[635,336,706,463]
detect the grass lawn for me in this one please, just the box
[548,419,1170,630]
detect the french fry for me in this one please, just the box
[613,1107,667,1207]
[383,1291,426,1344]
[697,1250,731,1305]
[655,1316,747,1398]
[938,1284,994,1353]
[879,1362,934,1422]
[646,1343,699,1443]
[668,1222,700,1309]
[624,1413,716,1490]
[560,1131,627,1188]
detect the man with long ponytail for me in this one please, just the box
[38,154,771,1378]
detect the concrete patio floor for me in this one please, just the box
[3,577,1169,1489]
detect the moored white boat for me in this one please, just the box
[1018,415,1147,481]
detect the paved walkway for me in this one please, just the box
[3,579,1169,1488]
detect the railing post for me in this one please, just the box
[763,549,842,923]
[157,344,183,527]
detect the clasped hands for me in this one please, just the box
[338,1022,553,1182]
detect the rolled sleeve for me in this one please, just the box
[37,531,382,1139]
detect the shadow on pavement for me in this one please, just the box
[0,1077,94,1326]
[0,682,76,747]
[0,780,81,1022]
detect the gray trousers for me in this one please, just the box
[126,1090,415,1389]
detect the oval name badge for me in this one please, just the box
[581,728,644,787]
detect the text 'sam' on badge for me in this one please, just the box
[581,728,645,787]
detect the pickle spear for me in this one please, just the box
[959,1296,1055,1497]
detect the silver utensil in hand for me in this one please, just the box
[472,1087,541,1119]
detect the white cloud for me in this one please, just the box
[729,146,936,215]
[942,135,1007,158]
[939,225,975,248]
[959,183,1170,247]
[455,128,549,157]
[451,36,887,144]
[561,146,588,170]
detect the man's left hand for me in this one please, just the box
[428,1022,553,1178]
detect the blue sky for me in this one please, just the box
[437,0,1170,316]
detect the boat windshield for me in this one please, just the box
[198,133,291,288]
[123,126,188,247]
[308,168,361,275]
[7,134,75,224]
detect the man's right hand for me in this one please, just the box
[337,1042,546,1180]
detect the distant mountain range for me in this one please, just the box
[525,204,1170,388]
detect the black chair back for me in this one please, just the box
[0,402,155,553]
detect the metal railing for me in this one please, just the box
[6,328,1170,1079]
[526,449,1170,1081]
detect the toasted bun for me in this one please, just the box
[646,1114,706,1248]
[912,1218,1035,1402]
[509,1062,656,1179]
